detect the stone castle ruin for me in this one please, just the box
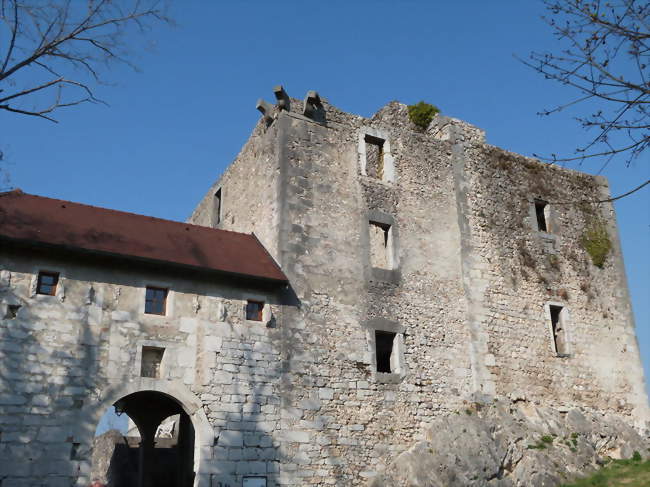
[0,86,648,486]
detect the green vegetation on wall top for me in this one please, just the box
[407,101,440,130]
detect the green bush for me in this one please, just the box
[581,219,612,268]
[407,101,440,130]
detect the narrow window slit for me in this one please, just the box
[549,305,568,356]
[535,199,550,232]
[375,331,396,373]
[214,188,222,226]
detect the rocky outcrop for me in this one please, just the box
[369,401,649,487]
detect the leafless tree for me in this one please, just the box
[0,0,169,123]
[521,0,648,176]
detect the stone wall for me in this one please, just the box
[190,89,648,485]
[271,104,476,484]
[0,248,285,487]
[190,121,282,262]
[1,88,646,487]
[456,142,648,420]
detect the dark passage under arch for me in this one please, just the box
[97,390,195,487]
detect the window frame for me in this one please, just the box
[36,271,59,296]
[358,127,395,183]
[245,299,265,322]
[364,134,386,180]
[140,345,165,378]
[144,286,168,316]
[363,318,406,383]
[545,302,571,358]
[375,330,397,373]
[366,210,400,284]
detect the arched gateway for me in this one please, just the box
[84,379,213,487]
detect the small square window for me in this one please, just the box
[5,304,21,319]
[535,199,550,232]
[375,330,396,373]
[36,271,59,296]
[141,346,165,378]
[145,287,168,315]
[243,477,267,487]
[245,300,264,321]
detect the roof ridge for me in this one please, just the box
[9,190,249,236]
[0,188,23,198]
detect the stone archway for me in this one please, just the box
[78,378,213,487]
[112,390,195,487]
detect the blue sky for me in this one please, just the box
[3,1,649,390]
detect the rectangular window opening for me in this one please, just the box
[365,134,385,180]
[369,221,391,269]
[246,300,264,321]
[549,305,568,356]
[5,304,21,319]
[36,271,59,296]
[214,188,222,226]
[70,442,80,460]
[243,477,267,487]
[145,286,168,315]
[535,199,550,232]
[141,346,165,378]
[375,330,396,373]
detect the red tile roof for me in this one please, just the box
[0,190,287,284]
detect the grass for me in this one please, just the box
[528,434,555,450]
[560,456,650,487]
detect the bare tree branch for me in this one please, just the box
[522,0,649,166]
[0,0,17,73]
[0,0,170,123]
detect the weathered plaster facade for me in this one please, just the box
[0,86,647,487]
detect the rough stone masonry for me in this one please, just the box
[1,86,648,486]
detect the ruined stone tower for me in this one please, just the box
[0,86,647,486]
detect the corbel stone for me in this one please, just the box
[303,90,325,123]
[273,85,291,111]
[256,98,274,124]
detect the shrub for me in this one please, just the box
[581,219,612,268]
[407,101,440,130]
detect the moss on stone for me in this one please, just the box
[581,220,612,268]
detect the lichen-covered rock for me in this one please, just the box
[369,401,649,487]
